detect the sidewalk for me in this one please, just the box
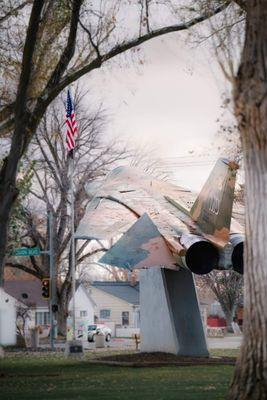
[207,334,242,349]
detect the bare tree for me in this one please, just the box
[16,302,31,346]
[0,0,234,283]
[78,261,130,284]
[5,91,128,333]
[197,270,243,331]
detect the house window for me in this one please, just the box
[122,311,129,326]
[80,310,87,317]
[100,309,111,319]
[35,311,50,325]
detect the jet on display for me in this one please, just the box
[76,158,244,275]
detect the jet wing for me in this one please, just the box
[99,213,178,270]
[77,167,189,241]
[76,167,188,267]
[75,196,137,240]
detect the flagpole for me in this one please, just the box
[70,152,76,341]
[66,89,78,343]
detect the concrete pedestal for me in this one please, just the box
[95,333,105,348]
[30,327,39,349]
[140,267,209,357]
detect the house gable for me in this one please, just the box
[91,281,139,305]
[69,284,95,322]
[89,286,139,327]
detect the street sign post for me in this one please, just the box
[13,247,41,256]
[11,212,56,352]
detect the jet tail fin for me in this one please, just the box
[190,158,239,243]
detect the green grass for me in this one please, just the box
[0,350,236,400]
[210,348,240,358]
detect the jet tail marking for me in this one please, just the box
[190,158,239,243]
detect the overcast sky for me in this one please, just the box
[83,34,228,191]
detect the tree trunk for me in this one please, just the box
[0,155,22,286]
[0,120,37,285]
[0,0,45,286]
[224,309,235,333]
[57,298,68,337]
[57,283,72,336]
[228,2,267,399]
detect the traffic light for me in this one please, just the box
[52,304,58,313]
[41,278,51,300]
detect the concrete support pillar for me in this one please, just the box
[140,267,209,357]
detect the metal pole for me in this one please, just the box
[48,210,55,350]
[70,156,76,340]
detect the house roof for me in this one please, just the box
[92,281,140,305]
[0,287,17,306]
[68,280,96,308]
[91,280,209,307]
[4,280,49,308]
[4,279,95,309]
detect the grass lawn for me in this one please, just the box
[0,350,237,400]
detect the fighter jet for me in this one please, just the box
[76,158,244,275]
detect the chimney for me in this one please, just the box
[130,270,139,286]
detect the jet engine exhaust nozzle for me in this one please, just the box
[230,234,244,274]
[181,234,219,275]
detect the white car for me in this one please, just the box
[87,324,112,342]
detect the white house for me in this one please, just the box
[4,280,95,341]
[89,281,210,337]
[68,281,95,321]
[67,282,95,340]
[4,280,50,332]
[0,288,17,346]
[89,281,140,337]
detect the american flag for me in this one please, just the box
[66,89,78,155]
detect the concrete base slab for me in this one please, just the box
[140,267,209,357]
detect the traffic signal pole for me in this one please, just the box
[48,210,55,351]
[12,213,56,350]
[40,211,56,350]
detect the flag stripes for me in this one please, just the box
[66,89,78,154]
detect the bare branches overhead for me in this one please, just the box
[0,0,242,284]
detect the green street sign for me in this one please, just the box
[13,247,41,256]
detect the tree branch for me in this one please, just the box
[79,19,101,59]
[234,0,247,11]
[39,1,232,110]
[0,1,32,24]
[77,247,108,264]
[45,0,83,90]
[5,261,43,279]
[14,0,44,120]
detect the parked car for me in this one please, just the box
[87,324,112,342]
